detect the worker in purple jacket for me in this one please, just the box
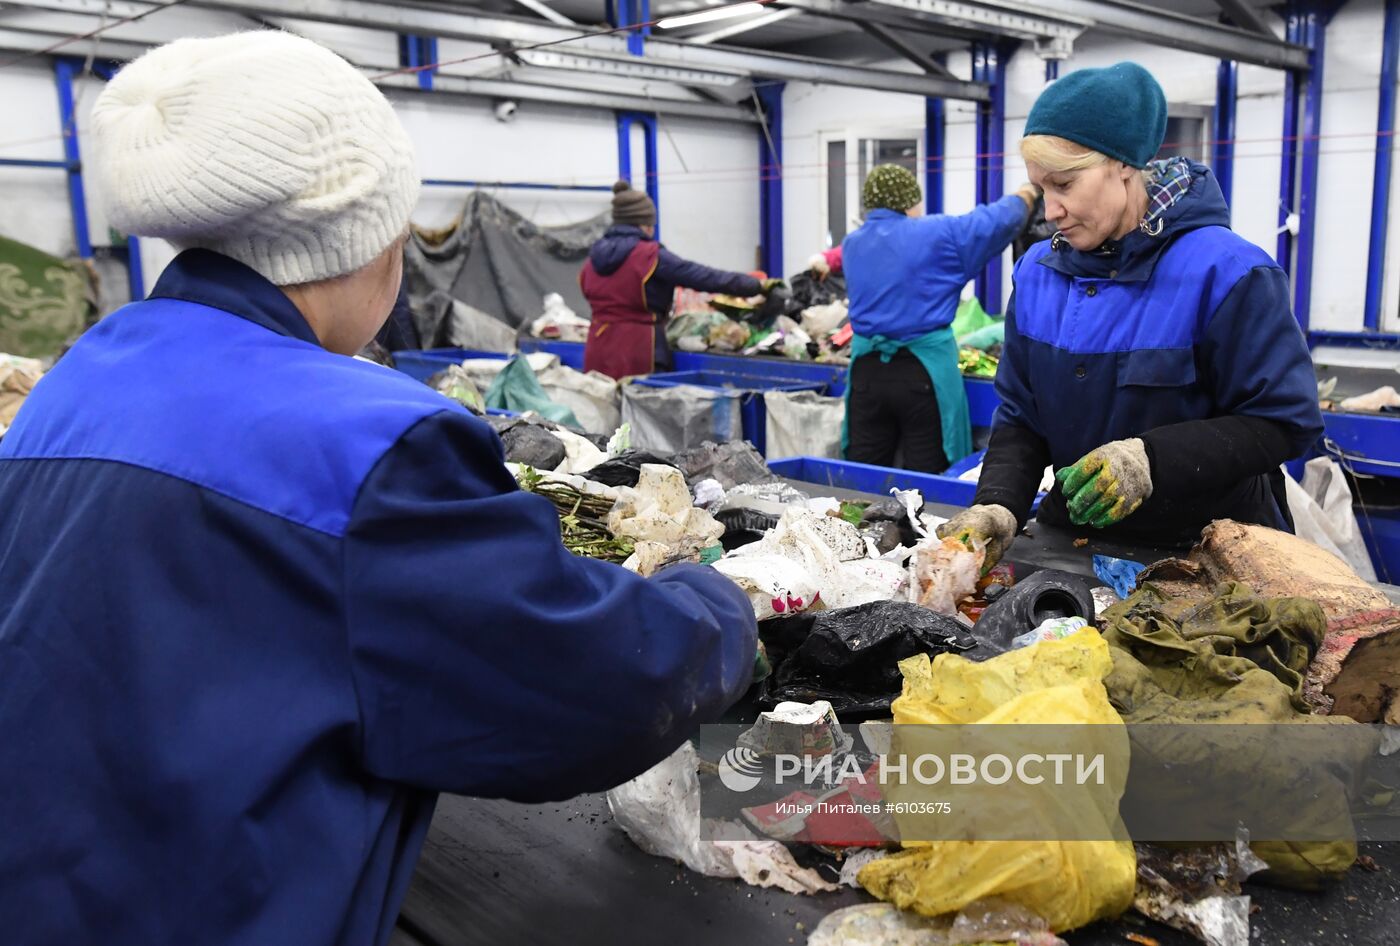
[580,180,779,379]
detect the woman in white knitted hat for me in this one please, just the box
[0,32,756,945]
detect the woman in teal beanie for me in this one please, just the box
[938,61,1323,565]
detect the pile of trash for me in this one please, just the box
[589,451,1400,946]
[426,351,621,435]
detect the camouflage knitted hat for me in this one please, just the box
[862,164,922,212]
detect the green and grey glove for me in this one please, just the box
[1055,437,1153,528]
[935,503,1018,570]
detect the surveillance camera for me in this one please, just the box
[494,100,518,123]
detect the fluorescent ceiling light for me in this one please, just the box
[656,3,766,30]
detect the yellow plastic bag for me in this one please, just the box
[857,630,1137,933]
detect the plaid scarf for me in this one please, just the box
[1142,156,1194,230]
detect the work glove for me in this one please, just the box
[935,503,1018,571]
[1054,437,1153,528]
[760,277,786,293]
[1014,182,1041,211]
[806,253,831,280]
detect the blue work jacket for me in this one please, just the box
[0,250,756,946]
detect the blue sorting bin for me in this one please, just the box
[768,456,978,507]
[518,338,586,370]
[632,370,823,456]
[392,349,507,382]
[673,351,847,393]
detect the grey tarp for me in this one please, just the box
[404,191,608,346]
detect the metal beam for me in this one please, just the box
[506,0,576,27]
[980,0,1310,70]
[378,71,759,122]
[179,0,989,99]
[0,14,757,120]
[1212,0,1278,37]
[514,47,753,89]
[774,0,990,42]
[865,0,1084,41]
[687,7,802,45]
[856,21,941,73]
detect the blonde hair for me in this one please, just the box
[1021,134,1150,192]
[1019,134,1108,172]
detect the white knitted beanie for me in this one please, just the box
[91,31,420,286]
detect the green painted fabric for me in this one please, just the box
[0,235,94,357]
[1100,583,1361,890]
[484,355,581,428]
[841,327,972,466]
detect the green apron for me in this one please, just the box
[840,326,973,467]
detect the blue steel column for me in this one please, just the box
[1277,9,1302,273]
[973,43,1008,314]
[1363,0,1399,332]
[924,97,945,215]
[757,82,784,277]
[1213,60,1238,209]
[616,111,660,236]
[1292,3,1331,333]
[1044,59,1059,81]
[972,44,989,308]
[54,58,92,260]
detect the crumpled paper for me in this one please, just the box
[609,464,724,549]
[605,742,839,895]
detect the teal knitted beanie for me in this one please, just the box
[1024,62,1168,169]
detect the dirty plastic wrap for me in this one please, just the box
[608,464,724,552]
[621,383,743,454]
[763,389,845,460]
[808,901,1068,946]
[671,440,776,490]
[908,536,985,616]
[426,364,485,412]
[713,509,906,620]
[971,569,1097,654]
[605,742,839,895]
[757,600,981,715]
[1284,457,1378,581]
[1133,834,1269,946]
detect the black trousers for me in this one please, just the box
[846,350,948,473]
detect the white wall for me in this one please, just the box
[0,22,759,309]
[655,116,761,273]
[781,2,1400,332]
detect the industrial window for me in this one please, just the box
[825,133,923,248]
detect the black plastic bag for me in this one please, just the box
[788,270,847,309]
[757,600,982,716]
[500,424,566,470]
[861,496,921,548]
[584,449,675,488]
[715,507,780,551]
[858,520,903,556]
[671,440,775,490]
[972,568,1096,654]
